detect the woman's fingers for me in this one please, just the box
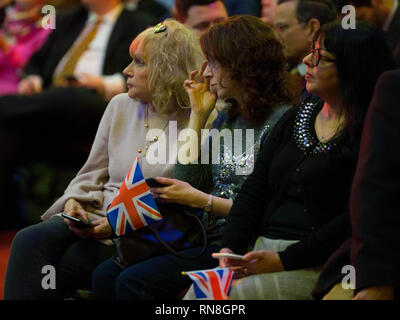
[155,176,175,185]
[198,61,208,83]
[189,70,199,81]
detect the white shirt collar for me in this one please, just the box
[383,0,398,31]
[88,3,123,24]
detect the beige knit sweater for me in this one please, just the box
[42,93,191,221]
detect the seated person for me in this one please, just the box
[91,15,296,300]
[184,20,395,300]
[0,0,153,224]
[314,69,400,300]
[3,19,204,300]
[0,0,51,96]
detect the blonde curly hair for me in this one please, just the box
[136,19,204,114]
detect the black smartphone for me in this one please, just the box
[61,213,95,228]
[145,178,167,188]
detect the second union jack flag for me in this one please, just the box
[185,267,234,300]
[107,158,162,236]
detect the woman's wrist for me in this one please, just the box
[192,190,211,210]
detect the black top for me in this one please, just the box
[221,102,359,271]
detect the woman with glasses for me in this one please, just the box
[185,20,395,300]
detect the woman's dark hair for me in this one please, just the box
[200,15,297,125]
[316,20,395,141]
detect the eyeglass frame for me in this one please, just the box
[311,47,336,67]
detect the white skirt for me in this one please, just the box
[183,237,322,300]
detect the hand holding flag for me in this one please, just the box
[107,158,162,236]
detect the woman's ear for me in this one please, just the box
[306,18,321,42]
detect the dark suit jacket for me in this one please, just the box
[23,5,153,88]
[387,4,400,66]
[313,69,400,299]
[350,69,400,292]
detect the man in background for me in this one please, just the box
[173,0,228,36]
[273,0,337,103]
[347,0,400,65]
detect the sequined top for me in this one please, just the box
[174,104,291,243]
[293,101,337,154]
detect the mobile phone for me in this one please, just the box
[211,252,245,260]
[61,213,95,228]
[145,178,167,188]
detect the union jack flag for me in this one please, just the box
[185,268,234,300]
[107,158,162,236]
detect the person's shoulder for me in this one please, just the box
[377,69,400,86]
[118,7,156,27]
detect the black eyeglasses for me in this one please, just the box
[311,48,336,67]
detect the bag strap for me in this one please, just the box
[149,209,208,260]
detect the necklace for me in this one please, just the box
[137,105,170,156]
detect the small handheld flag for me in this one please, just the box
[107,158,162,236]
[183,267,234,300]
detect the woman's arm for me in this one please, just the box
[41,97,117,219]
[278,211,351,270]
[179,62,217,164]
[154,177,233,218]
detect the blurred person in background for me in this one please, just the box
[273,0,337,103]
[0,0,51,96]
[345,0,399,66]
[173,0,228,36]
[261,0,278,25]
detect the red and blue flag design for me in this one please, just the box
[185,268,234,300]
[107,158,162,236]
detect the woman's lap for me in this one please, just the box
[93,244,220,300]
[4,215,115,299]
[184,237,322,300]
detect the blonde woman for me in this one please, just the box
[4,19,204,300]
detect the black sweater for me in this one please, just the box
[221,102,358,271]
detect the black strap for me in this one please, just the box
[149,209,208,260]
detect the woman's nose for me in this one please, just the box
[123,61,134,77]
[303,52,313,67]
[203,63,212,78]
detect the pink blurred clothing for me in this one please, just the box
[0,8,51,96]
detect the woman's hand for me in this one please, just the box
[63,199,112,239]
[151,177,209,208]
[66,217,113,240]
[352,286,394,300]
[242,250,285,274]
[217,248,249,279]
[184,61,217,119]
[217,248,284,278]
[63,198,89,224]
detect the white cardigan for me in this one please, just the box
[42,93,190,221]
